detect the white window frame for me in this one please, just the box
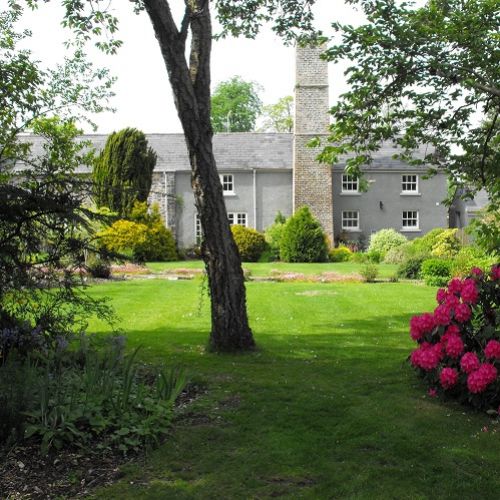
[401,174,419,194]
[195,215,203,245]
[220,173,235,196]
[228,212,247,227]
[341,210,360,231]
[402,210,419,231]
[341,174,359,193]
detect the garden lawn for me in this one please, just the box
[146,260,399,279]
[88,278,500,499]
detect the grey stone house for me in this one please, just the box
[145,45,450,248]
[19,46,458,249]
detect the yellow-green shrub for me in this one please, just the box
[98,213,177,262]
[451,246,495,277]
[329,246,352,262]
[98,220,148,259]
[430,228,461,258]
[231,225,267,262]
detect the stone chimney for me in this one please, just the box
[293,45,334,243]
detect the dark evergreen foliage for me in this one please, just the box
[280,207,328,263]
[0,6,115,358]
[93,128,157,217]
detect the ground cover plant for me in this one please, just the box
[48,272,500,498]
[0,336,185,454]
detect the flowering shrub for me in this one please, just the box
[409,264,500,411]
[368,228,407,256]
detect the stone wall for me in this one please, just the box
[148,171,177,236]
[293,45,334,243]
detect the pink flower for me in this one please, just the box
[436,288,448,303]
[460,352,480,374]
[467,363,497,393]
[484,340,500,360]
[461,279,479,304]
[434,303,452,326]
[455,302,471,323]
[444,324,460,337]
[428,388,438,398]
[440,367,458,389]
[445,294,460,309]
[410,343,441,371]
[491,265,500,280]
[409,313,436,340]
[445,334,464,358]
[448,278,463,295]
[420,313,436,333]
[471,267,483,277]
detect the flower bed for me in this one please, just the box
[409,265,500,411]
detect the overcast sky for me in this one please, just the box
[20,0,363,134]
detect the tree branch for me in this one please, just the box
[434,66,500,98]
[180,2,190,43]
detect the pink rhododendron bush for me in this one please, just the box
[409,265,500,410]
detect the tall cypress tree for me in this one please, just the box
[93,128,157,217]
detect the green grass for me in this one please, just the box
[87,278,500,499]
[147,260,399,278]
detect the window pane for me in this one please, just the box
[342,174,358,192]
[342,210,359,229]
[402,174,417,192]
[237,213,247,226]
[221,174,234,193]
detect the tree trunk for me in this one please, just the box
[143,0,255,351]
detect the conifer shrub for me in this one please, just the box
[279,207,328,263]
[368,228,407,257]
[329,245,352,262]
[93,128,157,217]
[409,265,500,411]
[230,225,267,262]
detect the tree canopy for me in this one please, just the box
[211,76,262,132]
[0,6,114,348]
[93,128,157,217]
[259,95,294,133]
[320,0,499,206]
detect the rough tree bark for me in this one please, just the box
[143,0,255,352]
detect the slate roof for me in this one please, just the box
[16,133,294,173]
[16,133,440,172]
[463,189,490,213]
[333,142,434,171]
